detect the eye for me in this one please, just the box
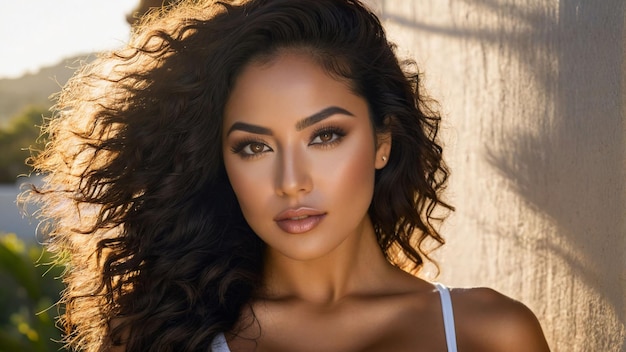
[231,140,273,158]
[316,131,334,143]
[309,127,346,146]
[245,142,269,154]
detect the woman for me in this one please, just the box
[26,0,550,351]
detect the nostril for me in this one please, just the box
[274,158,313,196]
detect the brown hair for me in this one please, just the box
[24,0,452,350]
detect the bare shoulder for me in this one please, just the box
[450,287,551,352]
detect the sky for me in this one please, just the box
[0,0,138,79]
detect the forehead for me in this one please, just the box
[223,52,367,129]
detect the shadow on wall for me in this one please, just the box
[380,0,625,342]
[486,0,625,334]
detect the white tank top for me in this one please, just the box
[210,283,458,351]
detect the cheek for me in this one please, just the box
[331,152,372,187]
[223,158,272,219]
[316,135,377,203]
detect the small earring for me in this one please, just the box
[382,156,387,162]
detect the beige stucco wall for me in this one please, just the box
[366,0,626,350]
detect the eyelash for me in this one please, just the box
[308,125,346,147]
[230,138,271,159]
[230,125,347,158]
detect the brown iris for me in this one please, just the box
[250,142,265,153]
[319,132,333,143]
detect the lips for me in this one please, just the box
[274,207,327,234]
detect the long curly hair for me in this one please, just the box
[23,0,453,350]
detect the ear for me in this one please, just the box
[374,129,392,170]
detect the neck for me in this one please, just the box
[259,217,397,305]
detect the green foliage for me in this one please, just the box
[0,233,66,352]
[0,106,48,184]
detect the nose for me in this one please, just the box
[275,148,313,197]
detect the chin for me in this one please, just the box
[267,240,343,262]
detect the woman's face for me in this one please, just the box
[222,52,390,261]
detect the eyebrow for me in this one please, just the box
[226,122,273,136]
[226,106,355,136]
[295,106,354,131]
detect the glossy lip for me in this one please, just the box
[274,207,327,234]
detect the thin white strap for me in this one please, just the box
[210,332,231,352]
[434,283,458,352]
